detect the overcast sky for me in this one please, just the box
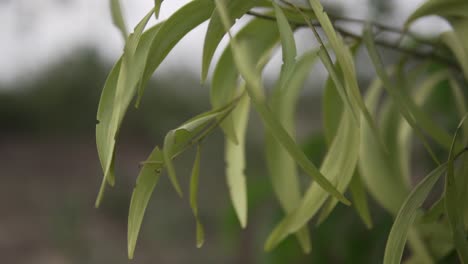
[0,0,447,86]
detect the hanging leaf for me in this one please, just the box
[162,108,235,196]
[215,0,350,205]
[201,0,258,82]
[210,15,281,144]
[190,145,204,248]
[405,0,468,27]
[96,16,162,207]
[110,0,128,39]
[349,172,373,229]
[363,23,442,164]
[128,147,164,259]
[139,0,215,92]
[444,114,468,262]
[266,50,320,253]
[383,163,447,264]
[225,92,250,228]
[154,0,163,19]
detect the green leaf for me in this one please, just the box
[383,163,447,264]
[110,0,128,39]
[140,0,215,91]
[128,147,164,259]
[210,15,280,144]
[95,15,162,207]
[358,79,409,215]
[190,145,204,248]
[363,23,441,164]
[405,0,468,27]
[163,110,228,196]
[154,0,163,19]
[201,0,257,82]
[322,73,343,146]
[441,20,468,81]
[266,50,319,253]
[225,92,250,228]
[444,114,468,262]
[215,0,350,205]
[273,2,297,67]
[265,103,359,250]
[348,172,373,229]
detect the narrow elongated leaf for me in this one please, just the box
[201,0,257,82]
[322,72,343,145]
[210,15,280,144]
[128,147,164,259]
[163,110,230,196]
[154,0,163,19]
[215,0,350,206]
[225,92,250,228]
[266,50,319,253]
[405,0,468,27]
[445,114,468,262]
[383,164,447,264]
[140,0,215,91]
[265,105,359,250]
[363,23,441,164]
[96,16,162,207]
[273,2,296,67]
[349,172,373,229]
[441,21,468,81]
[190,145,204,248]
[110,0,128,39]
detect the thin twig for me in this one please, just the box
[245,10,458,70]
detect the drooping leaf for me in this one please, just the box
[225,92,250,228]
[154,0,163,19]
[358,78,410,215]
[383,163,447,264]
[441,20,468,81]
[273,2,297,67]
[266,50,319,253]
[322,72,343,146]
[215,0,350,205]
[210,15,281,144]
[201,0,257,82]
[405,0,468,27]
[190,145,204,248]
[140,0,215,92]
[363,23,441,164]
[96,18,162,207]
[162,109,232,196]
[348,172,373,229]
[444,114,468,262]
[128,147,164,259]
[110,0,128,39]
[265,103,359,250]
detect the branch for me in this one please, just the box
[245,10,459,70]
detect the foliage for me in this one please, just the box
[96,0,468,262]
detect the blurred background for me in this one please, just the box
[0,0,456,263]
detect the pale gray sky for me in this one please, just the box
[0,0,448,86]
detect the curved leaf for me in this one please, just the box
[201,0,257,82]
[445,114,468,262]
[406,0,468,27]
[128,147,164,259]
[210,15,280,144]
[110,0,128,39]
[140,0,215,90]
[225,92,250,228]
[383,164,447,264]
[190,145,204,248]
[96,18,162,207]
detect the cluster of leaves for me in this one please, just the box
[97,0,468,262]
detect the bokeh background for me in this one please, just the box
[0,0,455,263]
